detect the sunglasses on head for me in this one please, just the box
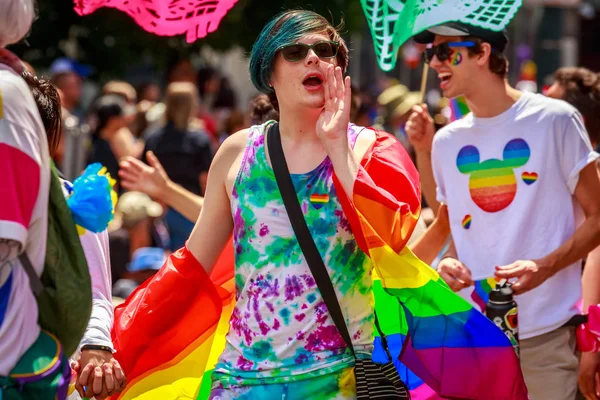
[278,41,340,62]
[422,41,476,64]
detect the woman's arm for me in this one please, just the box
[187,132,246,273]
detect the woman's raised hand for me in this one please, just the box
[316,65,351,148]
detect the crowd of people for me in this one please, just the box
[2,0,600,399]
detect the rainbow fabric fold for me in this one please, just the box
[334,131,527,399]
[109,130,527,400]
[470,277,498,312]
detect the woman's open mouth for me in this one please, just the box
[302,74,324,91]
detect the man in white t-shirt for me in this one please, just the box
[406,22,600,400]
[0,63,51,375]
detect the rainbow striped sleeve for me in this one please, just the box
[335,130,528,399]
[110,242,236,400]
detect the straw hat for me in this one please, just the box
[377,84,409,107]
[391,91,422,118]
[109,191,163,231]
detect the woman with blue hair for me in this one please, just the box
[112,9,420,400]
[180,9,419,399]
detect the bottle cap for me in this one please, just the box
[488,283,514,303]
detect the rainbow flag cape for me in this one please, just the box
[109,130,527,400]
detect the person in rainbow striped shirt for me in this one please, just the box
[406,21,600,400]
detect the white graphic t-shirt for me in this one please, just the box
[0,64,50,374]
[432,92,599,339]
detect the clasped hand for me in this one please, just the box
[72,349,126,399]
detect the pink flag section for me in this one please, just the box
[74,0,238,43]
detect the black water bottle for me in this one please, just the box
[486,282,519,358]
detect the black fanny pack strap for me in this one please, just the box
[267,123,356,357]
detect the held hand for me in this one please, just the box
[437,257,474,292]
[579,352,600,400]
[316,65,351,148]
[405,104,435,154]
[119,151,171,200]
[74,350,126,399]
[494,260,555,295]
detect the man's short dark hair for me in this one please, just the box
[465,36,509,78]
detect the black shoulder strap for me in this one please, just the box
[18,252,43,295]
[267,123,356,357]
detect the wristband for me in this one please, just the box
[81,344,113,353]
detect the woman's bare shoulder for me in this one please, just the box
[213,128,251,167]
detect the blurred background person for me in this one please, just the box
[112,247,167,301]
[108,191,169,285]
[546,67,600,150]
[49,57,88,118]
[248,93,279,125]
[137,81,162,103]
[87,94,138,192]
[375,83,421,158]
[142,82,213,250]
[219,109,246,145]
[103,80,137,105]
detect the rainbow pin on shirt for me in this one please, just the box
[462,215,472,229]
[309,193,329,209]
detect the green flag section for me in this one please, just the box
[360,0,522,71]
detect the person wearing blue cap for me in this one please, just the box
[50,57,91,116]
[112,247,167,300]
[406,21,600,400]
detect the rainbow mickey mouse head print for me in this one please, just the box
[456,139,532,213]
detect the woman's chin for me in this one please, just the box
[300,94,326,109]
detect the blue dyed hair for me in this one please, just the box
[249,10,348,106]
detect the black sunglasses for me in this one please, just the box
[422,41,476,64]
[278,41,340,62]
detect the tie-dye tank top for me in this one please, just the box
[213,122,375,386]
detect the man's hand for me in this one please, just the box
[73,349,126,399]
[406,104,435,154]
[579,352,600,400]
[437,257,474,292]
[494,260,555,295]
